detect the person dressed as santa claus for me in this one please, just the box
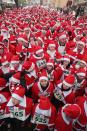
[0,92,10,130]
[54,104,81,131]
[74,68,87,97]
[6,85,33,130]
[29,45,49,72]
[32,72,54,103]
[31,96,57,131]
[73,90,87,131]
[51,74,75,110]
[10,55,22,73]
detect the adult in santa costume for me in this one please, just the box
[51,74,75,110]
[0,92,10,129]
[32,72,54,103]
[73,93,87,131]
[6,85,33,130]
[74,68,87,97]
[54,104,81,131]
[29,46,49,72]
[31,96,57,131]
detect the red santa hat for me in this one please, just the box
[23,61,35,72]
[63,56,70,62]
[11,55,19,64]
[63,74,75,87]
[48,40,56,48]
[76,68,86,77]
[12,86,25,101]
[1,27,8,32]
[17,34,28,43]
[47,59,54,67]
[39,72,48,81]
[39,96,51,110]
[11,72,21,84]
[59,32,67,40]
[63,104,81,119]
[35,46,44,54]
[0,78,7,91]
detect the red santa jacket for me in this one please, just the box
[31,103,57,131]
[32,81,54,102]
[74,96,87,130]
[55,108,72,131]
[6,96,33,121]
[0,92,10,119]
[54,82,75,104]
[29,53,49,72]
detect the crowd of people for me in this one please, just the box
[0,5,87,131]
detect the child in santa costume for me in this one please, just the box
[54,104,81,131]
[32,72,54,103]
[6,85,33,130]
[31,96,57,131]
[51,74,75,110]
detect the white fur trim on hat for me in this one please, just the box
[12,93,23,101]
[63,80,73,87]
[63,58,70,62]
[77,41,85,46]
[2,61,9,66]
[77,73,86,76]
[36,49,43,54]
[17,38,27,43]
[47,62,54,66]
[11,77,20,83]
[49,44,56,47]
[11,61,19,64]
[59,34,66,39]
[39,76,48,81]
[10,41,16,44]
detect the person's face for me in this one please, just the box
[12,97,20,105]
[63,83,70,90]
[36,51,44,57]
[77,44,84,52]
[80,62,86,68]
[77,75,85,80]
[40,79,48,88]
[47,65,53,71]
[63,60,69,67]
[25,29,30,34]
[48,46,55,51]
[11,63,19,69]
[59,38,67,45]
[3,63,9,68]
[0,48,4,54]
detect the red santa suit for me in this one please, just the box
[74,68,87,96]
[0,92,10,120]
[32,73,54,102]
[31,96,57,131]
[0,78,9,92]
[53,75,75,105]
[67,41,87,62]
[23,60,38,90]
[6,86,33,121]
[74,96,87,130]
[55,104,81,131]
[29,46,49,71]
